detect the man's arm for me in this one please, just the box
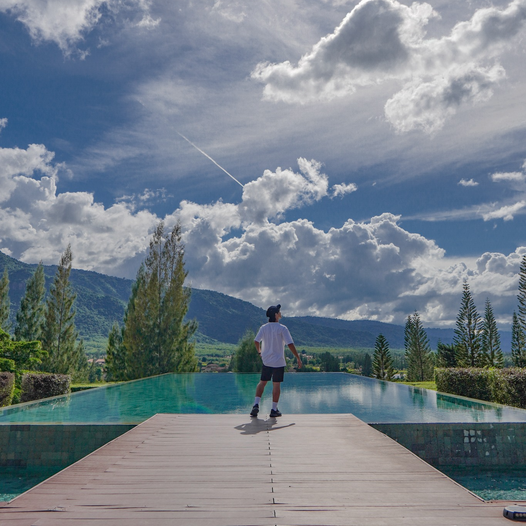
[254,340,261,355]
[288,343,302,369]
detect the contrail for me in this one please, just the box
[176,132,244,188]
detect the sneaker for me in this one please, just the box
[250,404,259,417]
[269,408,282,417]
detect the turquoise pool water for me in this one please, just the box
[2,372,526,424]
[0,469,59,502]
[442,468,526,501]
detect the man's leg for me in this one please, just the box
[272,382,280,403]
[256,380,267,398]
[250,380,267,417]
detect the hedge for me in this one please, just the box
[0,372,15,407]
[20,373,71,403]
[0,358,15,373]
[435,368,526,409]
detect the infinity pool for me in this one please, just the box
[2,372,526,424]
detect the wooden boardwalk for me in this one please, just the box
[0,413,513,525]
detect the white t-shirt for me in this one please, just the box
[254,322,294,368]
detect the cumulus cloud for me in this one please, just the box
[0,0,154,55]
[332,182,358,197]
[458,178,478,187]
[0,137,524,326]
[252,0,526,133]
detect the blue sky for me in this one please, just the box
[1,0,526,327]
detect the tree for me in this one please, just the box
[0,328,46,371]
[453,281,483,367]
[512,311,526,367]
[404,311,433,381]
[319,351,340,372]
[15,262,46,342]
[230,330,261,372]
[41,245,83,374]
[518,254,526,334]
[481,298,504,368]
[104,321,126,381]
[436,341,458,368]
[362,353,372,377]
[372,334,394,381]
[122,222,198,380]
[0,268,10,332]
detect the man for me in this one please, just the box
[250,304,302,418]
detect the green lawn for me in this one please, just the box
[397,380,437,390]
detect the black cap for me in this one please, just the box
[266,304,281,318]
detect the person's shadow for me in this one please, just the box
[235,418,295,435]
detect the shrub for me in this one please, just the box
[435,367,526,409]
[0,372,15,407]
[0,358,15,372]
[20,373,71,403]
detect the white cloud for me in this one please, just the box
[458,178,478,187]
[332,182,358,197]
[492,171,525,182]
[0,0,154,55]
[252,0,526,133]
[482,201,526,221]
[0,137,525,326]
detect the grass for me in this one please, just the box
[398,380,437,390]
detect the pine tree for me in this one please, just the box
[123,222,198,380]
[404,311,434,381]
[512,311,526,367]
[481,298,504,368]
[372,334,394,381]
[41,245,82,374]
[104,321,126,381]
[230,330,261,372]
[453,281,483,367]
[0,268,10,332]
[15,262,46,342]
[362,353,372,377]
[436,341,458,368]
[518,254,526,334]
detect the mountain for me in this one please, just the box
[0,250,512,352]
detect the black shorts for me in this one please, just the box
[261,365,285,383]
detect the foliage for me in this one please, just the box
[404,311,433,381]
[117,222,198,380]
[481,298,503,368]
[230,330,261,372]
[319,351,341,372]
[104,322,126,381]
[436,341,458,368]
[518,254,526,335]
[0,268,10,331]
[399,380,437,390]
[362,352,372,377]
[435,367,526,409]
[0,372,15,407]
[372,334,394,381]
[435,367,495,402]
[20,372,71,403]
[0,328,46,371]
[41,245,83,374]
[511,311,526,367]
[15,262,46,342]
[453,281,483,367]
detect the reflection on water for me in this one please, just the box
[0,373,525,424]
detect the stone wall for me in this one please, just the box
[0,424,135,469]
[371,422,526,468]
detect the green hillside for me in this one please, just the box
[0,250,460,353]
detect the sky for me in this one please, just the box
[0,0,526,328]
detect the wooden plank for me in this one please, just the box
[0,413,514,525]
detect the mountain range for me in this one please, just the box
[0,251,511,353]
